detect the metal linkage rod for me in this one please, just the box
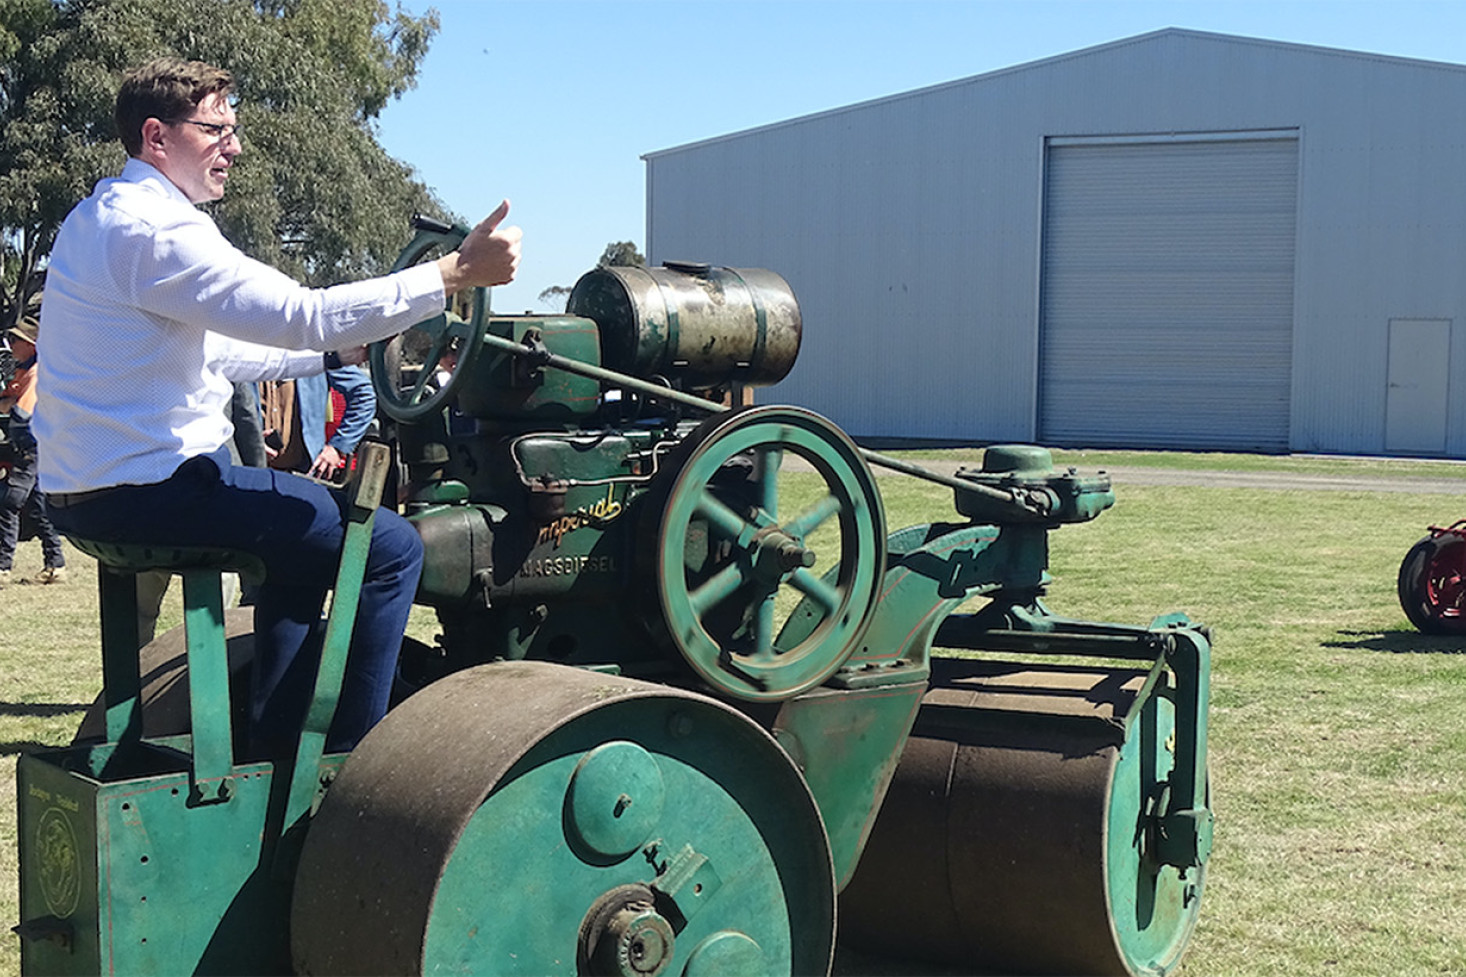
[478,330,1038,513]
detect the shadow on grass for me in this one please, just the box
[0,740,70,756]
[1326,629,1466,654]
[0,703,87,756]
[1,702,89,717]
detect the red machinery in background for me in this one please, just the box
[1398,520,1466,633]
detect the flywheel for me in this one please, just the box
[290,661,836,976]
[646,406,885,702]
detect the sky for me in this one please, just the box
[374,0,1466,313]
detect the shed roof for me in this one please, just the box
[643,27,1466,160]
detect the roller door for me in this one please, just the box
[1038,133,1298,450]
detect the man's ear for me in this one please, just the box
[139,117,169,162]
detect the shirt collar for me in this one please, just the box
[119,156,198,208]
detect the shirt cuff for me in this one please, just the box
[281,349,327,377]
[400,258,449,307]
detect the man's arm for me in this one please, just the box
[131,201,520,353]
[209,333,323,383]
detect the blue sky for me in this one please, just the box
[375,0,1466,313]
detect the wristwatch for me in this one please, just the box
[323,351,343,370]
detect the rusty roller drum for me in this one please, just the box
[291,660,835,976]
[840,659,1205,976]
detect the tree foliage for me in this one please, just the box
[537,283,572,310]
[537,241,646,312]
[0,0,447,327]
[597,240,645,268]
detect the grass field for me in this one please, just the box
[3,449,1466,976]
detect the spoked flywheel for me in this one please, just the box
[1398,524,1466,633]
[291,661,836,976]
[648,406,885,702]
[370,220,488,421]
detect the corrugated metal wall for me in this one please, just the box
[645,29,1466,456]
[1038,134,1299,450]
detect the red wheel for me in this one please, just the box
[1398,529,1466,634]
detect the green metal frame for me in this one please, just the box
[15,444,391,975]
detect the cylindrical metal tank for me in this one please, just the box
[565,262,801,389]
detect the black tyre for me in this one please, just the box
[1397,532,1466,634]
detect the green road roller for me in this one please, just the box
[15,218,1212,976]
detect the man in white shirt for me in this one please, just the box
[37,57,521,758]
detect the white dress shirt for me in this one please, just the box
[37,158,444,494]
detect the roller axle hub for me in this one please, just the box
[580,885,676,977]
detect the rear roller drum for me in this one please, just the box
[71,610,435,745]
[72,608,256,744]
[291,661,835,976]
[840,663,1206,976]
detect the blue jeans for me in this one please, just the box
[47,447,423,757]
[1,446,65,572]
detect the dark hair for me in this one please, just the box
[115,58,234,157]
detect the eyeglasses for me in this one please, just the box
[169,119,242,141]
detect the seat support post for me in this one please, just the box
[98,566,144,746]
[182,568,236,802]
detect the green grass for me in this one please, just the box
[5,452,1466,975]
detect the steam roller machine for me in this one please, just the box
[15,218,1211,976]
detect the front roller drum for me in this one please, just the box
[291,661,835,976]
[840,665,1205,976]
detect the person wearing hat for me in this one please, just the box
[1,315,67,586]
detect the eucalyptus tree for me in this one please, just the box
[0,0,446,326]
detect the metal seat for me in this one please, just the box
[69,538,264,578]
[69,538,263,800]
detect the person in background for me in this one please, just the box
[36,57,520,757]
[0,316,66,587]
[260,365,376,481]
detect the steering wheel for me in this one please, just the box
[369,218,488,422]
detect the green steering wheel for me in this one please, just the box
[370,218,488,422]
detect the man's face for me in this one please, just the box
[154,91,241,203]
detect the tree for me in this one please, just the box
[537,283,572,310]
[537,240,645,311]
[0,0,447,326]
[596,240,645,268]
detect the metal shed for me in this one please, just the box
[643,28,1466,457]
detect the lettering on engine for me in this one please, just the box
[518,555,619,577]
[536,487,624,549]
